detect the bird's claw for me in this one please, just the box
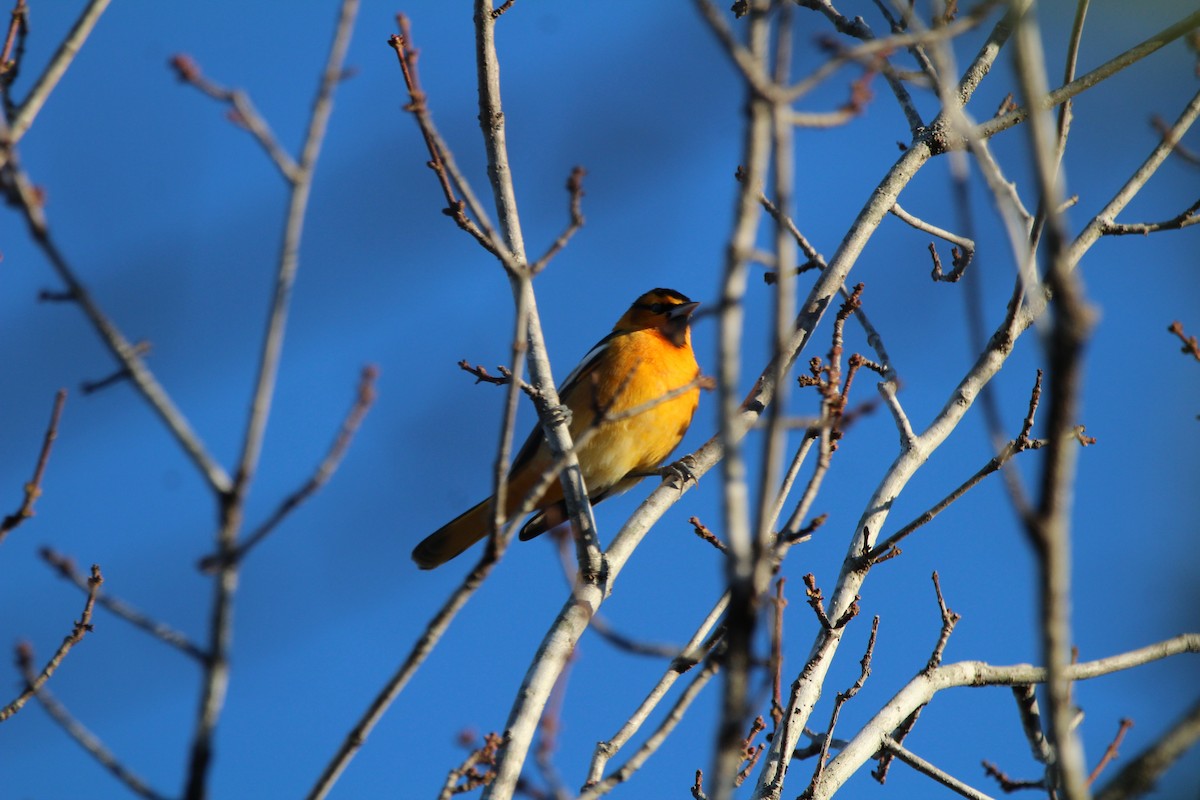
[659,455,699,490]
[541,403,573,429]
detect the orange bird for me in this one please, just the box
[413,288,702,569]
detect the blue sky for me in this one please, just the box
[2,2,1198,798]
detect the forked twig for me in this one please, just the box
[40,548,207,663]
[198,365,379,570]
[1,565,103,722]
[168,53,301,182]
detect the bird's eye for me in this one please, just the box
[649,303,666,314]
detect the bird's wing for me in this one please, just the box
[507,330,620,476]
[556,329,620,397]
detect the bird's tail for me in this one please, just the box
[412,498,495,569]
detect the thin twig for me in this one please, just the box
[198,365,379,570]
[1,155,231,493]
[529,166,586,273]
[806,616,879,795]
[1095,696,1200,800]
[769,578,787,729]
[578,655,721,799]
[388,15,513,265]
[1099,197,1200,235]
[438,732,502,800]
[883,738,997,800]
[0,388,66,543]
[168,53,301,182]
[0,0,28,85]
[889,202,975,266]
[22,675,170,800]
[866,371,1046,565]
[40,547,207,663]
[1086,718,1133,786]
[1168,320,1200,361]
[981,760,1045,792]
[926,571,961,671]
[583,595,728,789]
[307,548,504,800]
[1,565,103,722]
[689,516,728,554]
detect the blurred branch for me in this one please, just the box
[975,10,1200,143]
[388,15,513,263]
[22,674,170,800]
[183,3,360,798]
[1167,320,1200,361]
[40,547,207,664]
[0,141,232,494]
[1067,88,1200,269]
[168,53,301,182]
[0,565,103,723]
[1012,9,1094,797]
[0,388,65,544]
[199,365,379,571]
[4,0,111,146]
[1151,113,1200,165]
[1094,696,1200,800]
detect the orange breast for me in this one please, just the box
[566,328,699,492]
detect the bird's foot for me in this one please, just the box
[659,455,699,490]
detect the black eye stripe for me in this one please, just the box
[633,302,670,313]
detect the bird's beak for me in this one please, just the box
[669,301,700,321]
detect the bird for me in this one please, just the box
[412,288,702,569]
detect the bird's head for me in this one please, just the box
[615,288,699,348]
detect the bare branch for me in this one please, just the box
[5,0,111,144]
[40,548,207,663]
[583,595,728,790]
[185,4,360,798]
[1087,717,1133,786]
[1,156,231,493]
[199,365,379,570]
[21,675,170,800]
[807,635,1200,799]
[974,10,1200,143]
[1,565,103,722]
[1099,197,1200,235]
[168,53,301,182]
[0,388,65,543]
[308,547,506,800]
[925,572,961,671]
[530,166,587,274]
[579,655,721,799]
[1168,320,1200,361]
[883,738,997,800]
[1095,696,1200,800]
